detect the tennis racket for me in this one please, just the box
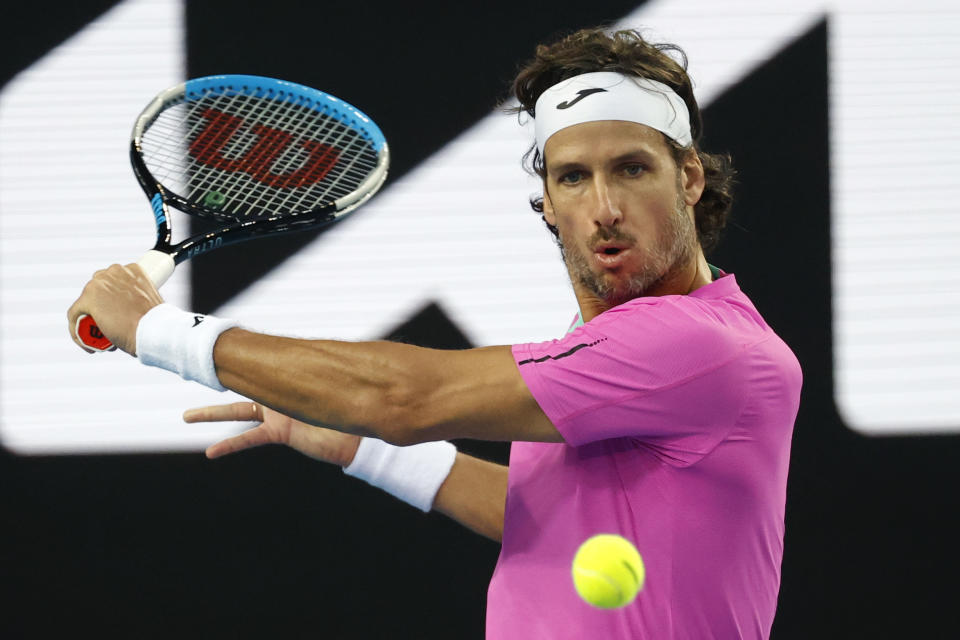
[77,74,389,351]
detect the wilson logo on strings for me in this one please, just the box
[189,108,340,188]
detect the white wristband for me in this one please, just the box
[343,438,458,512]
[136,303,239,391]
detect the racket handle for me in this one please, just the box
[76,250,176,352]
[136,249,176,287]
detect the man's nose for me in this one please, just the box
[592,177,623,228]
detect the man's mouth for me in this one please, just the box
[592,243,632,268]
[594,243,630,256]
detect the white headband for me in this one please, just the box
[533,72,692,154]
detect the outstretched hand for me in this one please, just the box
[185,401,362,468]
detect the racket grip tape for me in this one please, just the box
[76,250,176,352]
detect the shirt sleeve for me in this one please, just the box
[512,296,752,462]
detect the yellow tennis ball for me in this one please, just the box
[572,534,645,609]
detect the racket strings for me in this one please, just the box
[140,87,379,220]
[191,91,303,213]
[185,93,374,201]
[228,93,350,217]
[145,92,358,216]
[204,91,326,210]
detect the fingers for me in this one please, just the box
[66,301,97,354]
[184,402,261,424]
[67,271,112,353]
[188,403,266,459]
[205,427,272,459]
[123,263,161,297]
[67,263,165,355]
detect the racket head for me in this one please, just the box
[131,75,389,230]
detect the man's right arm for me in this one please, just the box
[189,402,508,542]
[432,452,509,543]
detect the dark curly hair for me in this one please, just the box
[510,27,736,253]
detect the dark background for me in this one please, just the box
[2,2,958,638]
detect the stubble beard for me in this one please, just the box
[559,193,698,307]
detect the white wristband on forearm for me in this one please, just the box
[343,437,458,512]
[136,303,239,391]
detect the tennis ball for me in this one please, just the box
[572,534,645,609]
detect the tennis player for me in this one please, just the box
[68,27,801,639]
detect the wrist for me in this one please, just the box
[340,437,363,468]
[343,438,457,512]
[136,304,239,391]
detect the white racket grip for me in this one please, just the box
[136,249,175,287]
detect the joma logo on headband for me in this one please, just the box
[556,88,608,110]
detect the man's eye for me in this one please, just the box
[624,163,645,176]
[560,171,583,184]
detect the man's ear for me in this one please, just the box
[681,149,706,207]
[542,185,557,226]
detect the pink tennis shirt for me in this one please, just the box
[486,273,801,639]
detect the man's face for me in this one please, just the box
[542,121,705,306]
